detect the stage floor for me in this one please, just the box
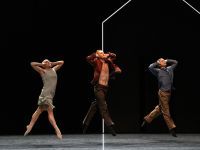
[0,134,200,150]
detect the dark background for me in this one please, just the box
[1,0,200,135]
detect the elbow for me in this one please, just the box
[86,56,91,63]
[148,65,154,71]
[114,65,122,74]
[60,60,64,65]
[30,62,34,66]
[148,65,152,69]
[116,69,122,74]
[117,69,122,74]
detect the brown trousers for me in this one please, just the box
[144,90,176,130]
[83,84,114,127]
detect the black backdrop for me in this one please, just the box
[1,0,200,135]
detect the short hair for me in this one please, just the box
[42,59,50,64]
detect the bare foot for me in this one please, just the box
[24,125,32,136]
[56,130,62,139]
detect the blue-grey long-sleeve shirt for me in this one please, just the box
[148,59,178,92]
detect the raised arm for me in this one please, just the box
[166,59,178,70]
[86,53,97,65]
[148,62,159,76]
[107,52,116,60]
[51,60,64,71]
[30,62,45,74]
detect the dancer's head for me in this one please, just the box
[42,59,51,68]
[96,50,108,59]
[157,58,167,68]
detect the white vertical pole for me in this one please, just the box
[101,0,132,135]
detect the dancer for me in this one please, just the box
[141,58,178,137]
[82,50,122,136]
[24,59,64,139]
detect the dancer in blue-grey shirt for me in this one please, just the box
[141,58,178,137]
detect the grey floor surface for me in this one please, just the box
[0,134,200,150]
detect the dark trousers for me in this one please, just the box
[144,90,176,130]
[83,84,114,127]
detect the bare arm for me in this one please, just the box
[30,62,45,74]
[51,60,64,71]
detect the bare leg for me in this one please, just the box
[47,107,62,139]
[24,107,43,136]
